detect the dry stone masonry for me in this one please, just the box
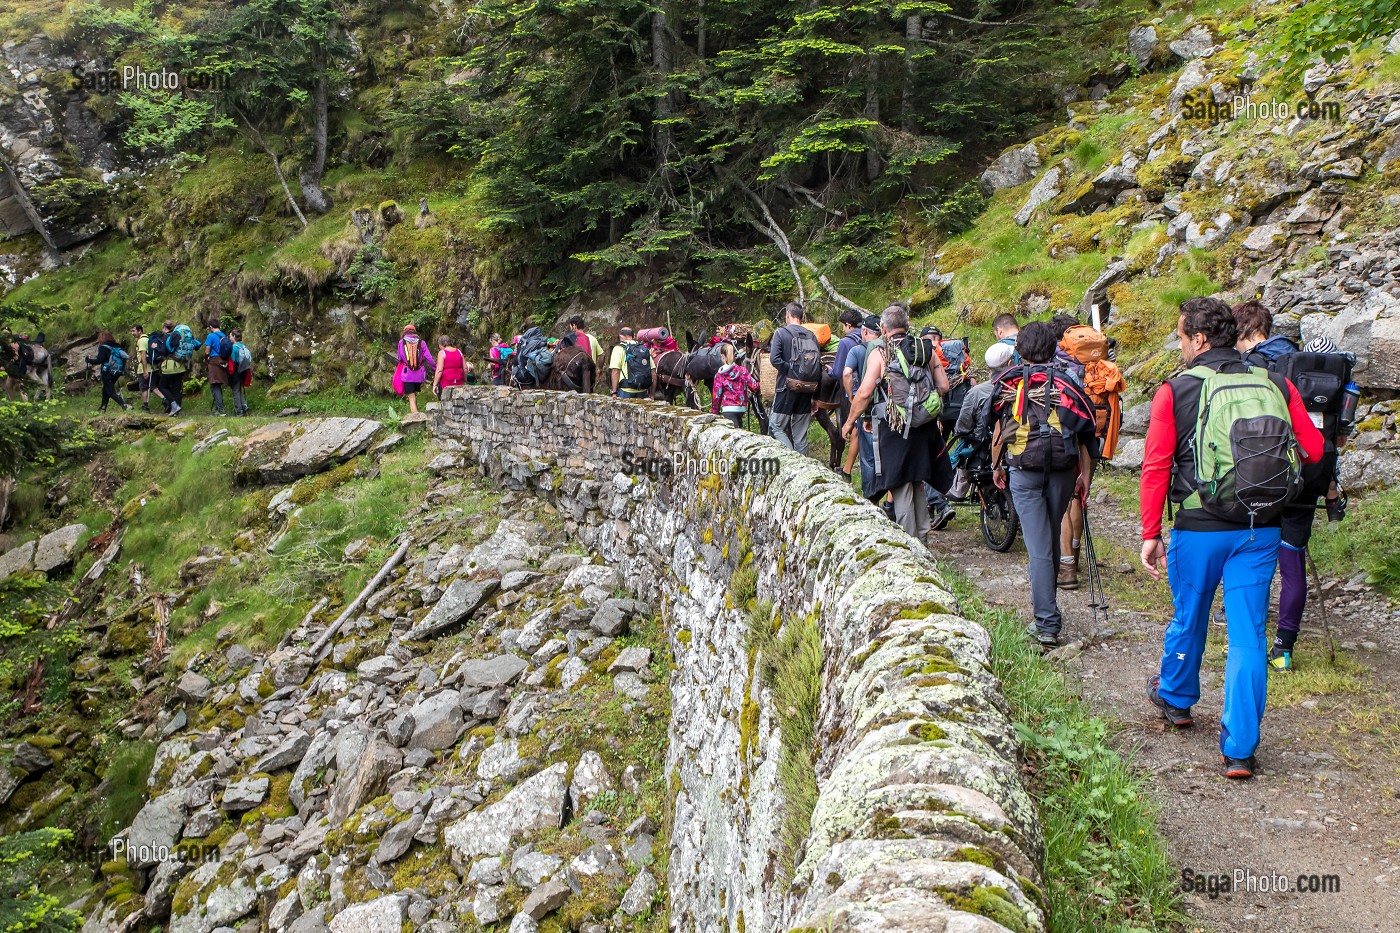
[436,385,1047,933]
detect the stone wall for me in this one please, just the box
[435,385,1046,933]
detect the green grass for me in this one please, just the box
[1308,484,1400,598]
[941,565,1187,933]
[97,740,157,842]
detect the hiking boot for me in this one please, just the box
[1221,754,1257,779]
[1147,675,1193,727]
[1057,561,1079,590]
[1025,621,1059,649]
[141,403,150,412]
[169,402,182,416]
[1267,645,1294,673]
[931,504,955,531]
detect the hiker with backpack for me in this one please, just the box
[203,323,232,417]
[1055,321,1126,589]
[85,330,132,413]
[488,333,513,386]
[711,343,760,428]
[843,314,884,498]
[985,322,1098,648]
[921,325,967,531]
[950,341,1017,497]
[394,324,432,413]
[843,304,950,540]
[511,327,554,388]
[993,312,1021,364]
[226,329,253,416]
[1234,301,1357,673]
[1140,298,1324,779]
[158,321,199,416]
[769,302,822,455]
[560,316,602,376]
[610,327,653,399]
[130,325,153,411]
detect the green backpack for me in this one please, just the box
[1184,365,1303,525]
[881,343,943,438]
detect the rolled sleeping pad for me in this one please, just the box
[637,326,671,344]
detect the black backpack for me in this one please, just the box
[512,327,553,386]
[783,325,823,391]
[620,342,652,391]
[1258,350,1353,453]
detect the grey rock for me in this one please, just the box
[471,687,510,720]
[569,751,613,812]
[238,418,382,485]
[225,644,255,669]
[32,524,85,574]
[456,654,528,689]
[509,914,539,933]
[1168,24,1215,61]
[426,452,462,474]
[125,792,190,868]
[327,894,406,933]
[519,879,571,921]
[168,876,257,933]
[0,540,36,581]
[540,553,585,573]
[619,869,658,916]
[385,711,415,748]
[0,767,22,806]
[1168,59,1210,109]
[473,885,506,924]
[289,730,337,812]
[373,812,424,865]
[357,655,398,683]
[12,742,51,774]
[500,570,538,591]
[222,777,270,812]
[477,739,525,782]
[289,905,328,933]
[1243,223,1286,253]
[255,730,312,772]
[607,647,651,674]
[1128,24,1158,69]
[444,763,569,862]
[622,834,653,868]
[1014,165,1063,226]
[407,690,464,750]
[404,579,498,641]
[328,728,402,824]
[572,843,625,876]
[978,142,1041,193]
[176,670,213,703]
[590,598,644,637]
[512,849,564,887]
[612,672,649,700]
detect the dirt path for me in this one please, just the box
[937,474,1400,933]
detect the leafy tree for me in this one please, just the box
[0,828,82,933]
[1273,0,1400,73]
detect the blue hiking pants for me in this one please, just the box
[1158,526,1281,759]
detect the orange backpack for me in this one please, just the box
[1082,359,1126,459]
[1060,324,1109,364]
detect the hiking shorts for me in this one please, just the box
[401,380,423,394]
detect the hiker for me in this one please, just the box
[950,341,1017,497]
[769,301,821,455]
[227,329,252,416]
[711,343,760,428]
[394,324,430,413]
[3,334,31,400]
[488,333,514,386]
[560,316,602,375]
[986,321,1098,648]
[203,322,231,416]
[610,327,653,399]
[1140,298,1325,779]
[85,330,132,412]
[1055,321,1126,589]
[130,325,153,411]
[1234,301,1355,673]
[992,312,1021,364]
[843,314,883,498]
[921,325,965,531]
[844,304,949,540]
[824,310,866,479]
[157,321,198,416]
[433,335,470,395]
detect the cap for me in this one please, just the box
[403,324,416,334]
[921,325,942,338]
[1303,335,1338,354]
[985,342,1015,369]
[862,314,881,331]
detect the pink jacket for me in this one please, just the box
[711,363,758,412]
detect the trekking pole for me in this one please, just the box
[1081,500,1109,629]
[1304,546,1339,667]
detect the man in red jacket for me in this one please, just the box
[1140,297,1323,780]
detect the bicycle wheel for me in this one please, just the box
[979,483,1019,552]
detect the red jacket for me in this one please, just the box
[1140,350,1324,539]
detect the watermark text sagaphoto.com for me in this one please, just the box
[1181,867,1341,899]
[619,451,780,479]
[72,63,224,95]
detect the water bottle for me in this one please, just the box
[1338,381,1361,431]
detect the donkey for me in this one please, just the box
[540,344,595,394]
[652,329,756,408]
[756,336,845,469]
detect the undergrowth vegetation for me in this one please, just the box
[942,565,1186,933]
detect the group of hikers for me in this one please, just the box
[473,294,1357,780]
[84,322,254,416]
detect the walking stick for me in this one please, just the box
[1304,546,1338,666]
[1081,498,1109,630]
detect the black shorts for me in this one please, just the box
[136,374,152,391]
[402,381,423,394]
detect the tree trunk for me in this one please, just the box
[299,41,333,215]
[901,15,922,132]
[864,54,881,182]
[697,0,707,59]
[652,10,674,177]
[269,144,310,228]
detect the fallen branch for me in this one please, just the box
[310,536,413,662]
[146,594,170,671]
[281,595,331,649]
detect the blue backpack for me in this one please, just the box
[230,343,252,372]
[102,346,128,376]
[168,324,199,361]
